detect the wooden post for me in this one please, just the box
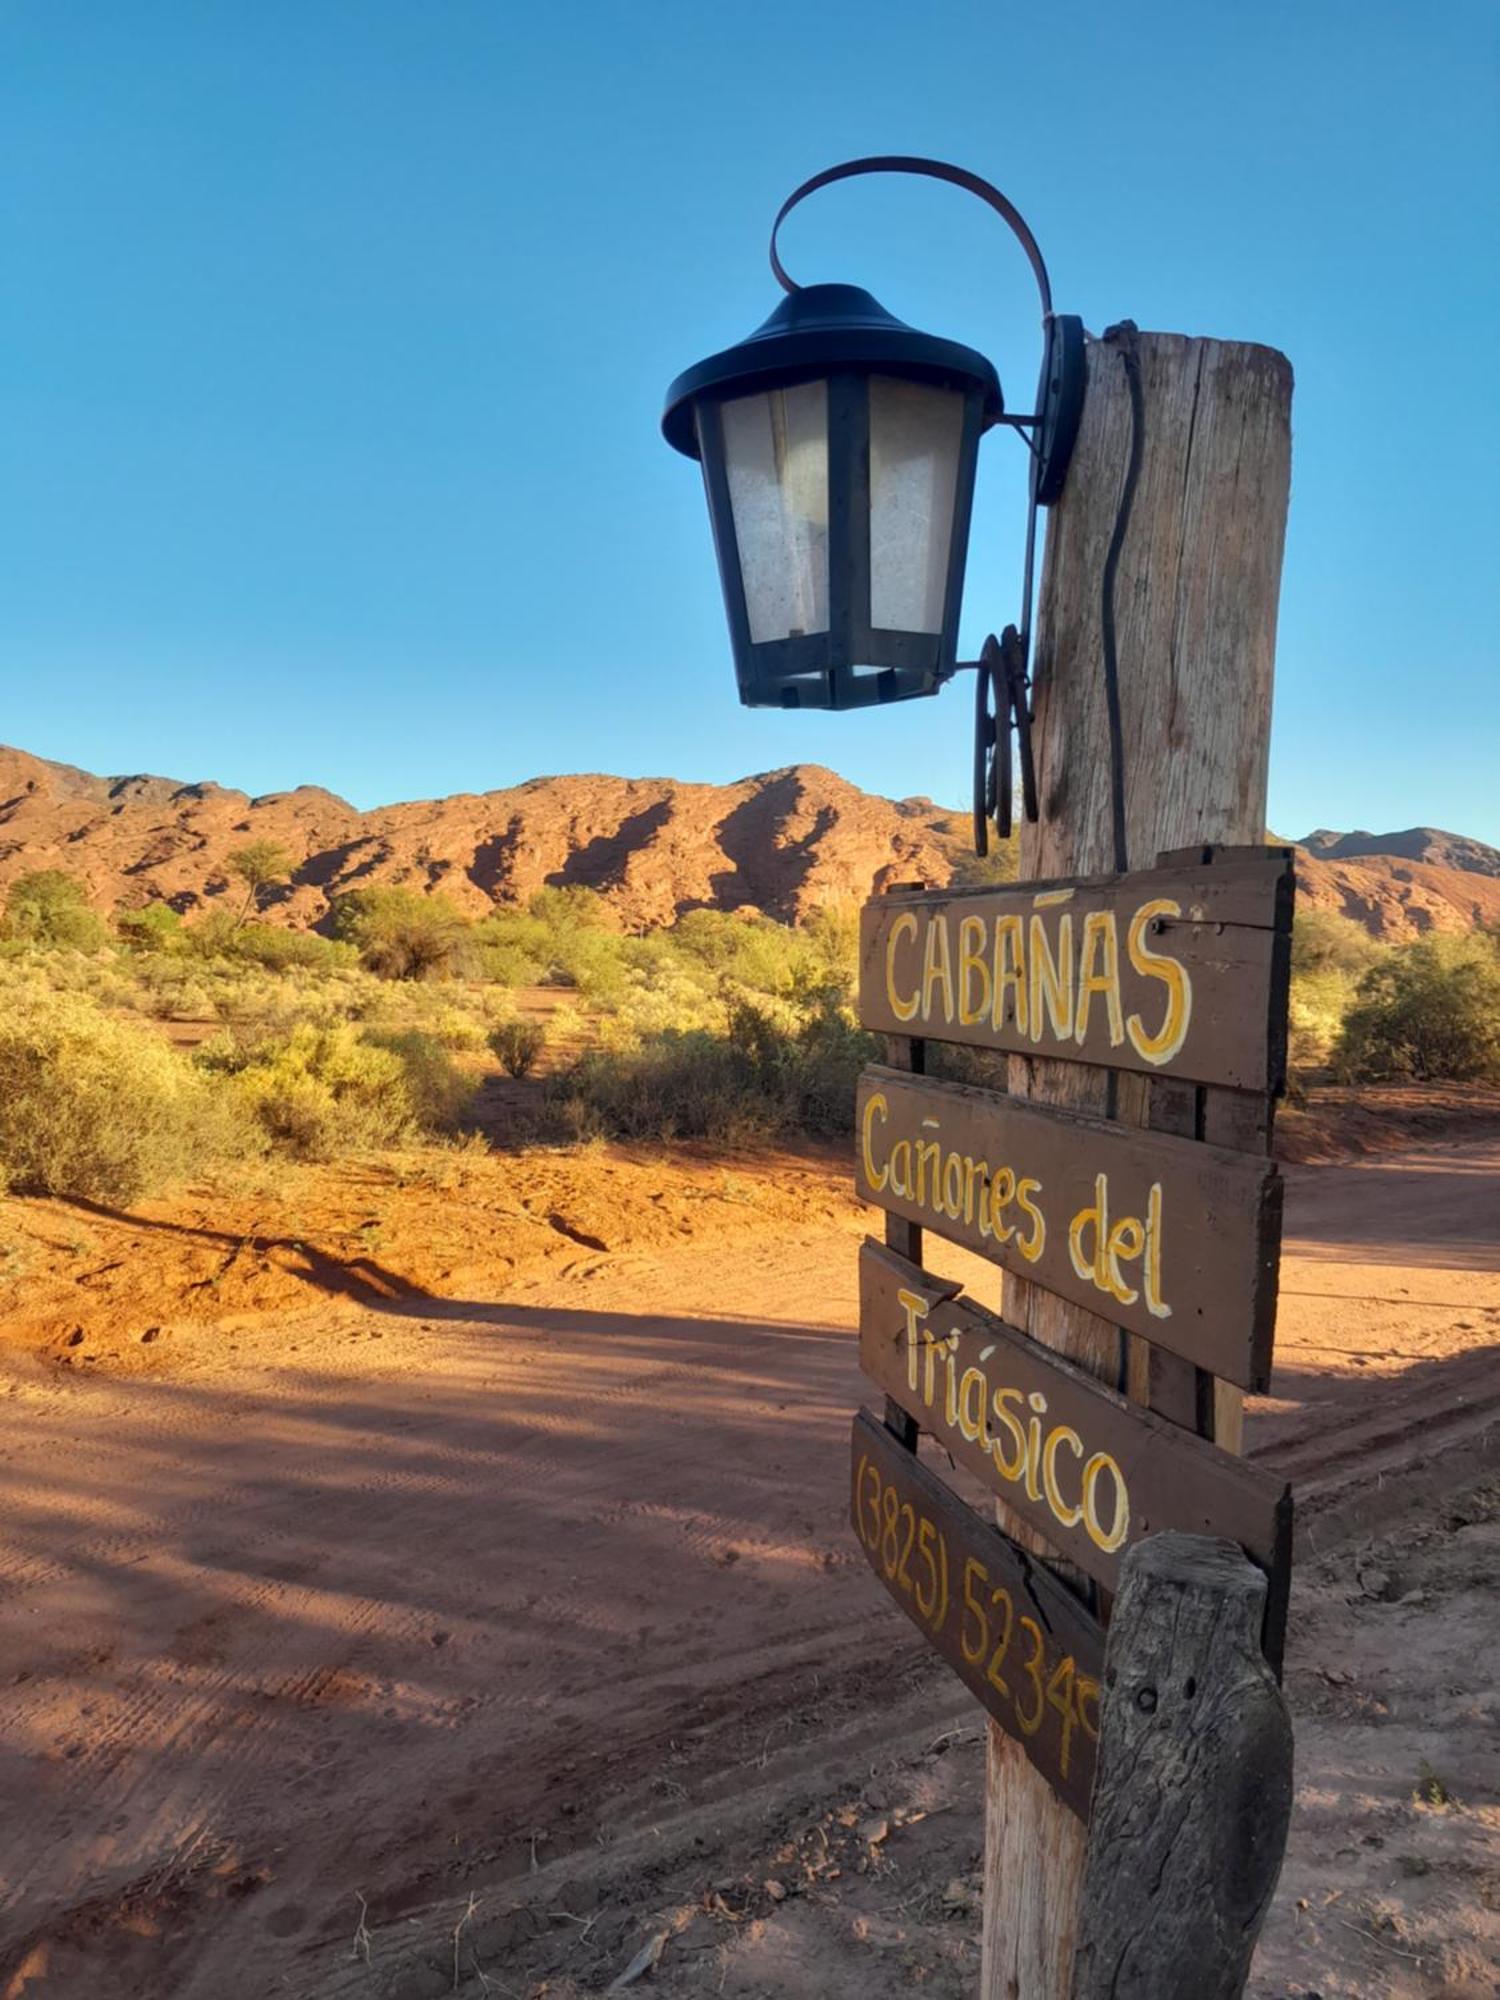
[980,329,1293,1999]
[1070,1534,1294,2000]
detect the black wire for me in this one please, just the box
[1098,321,1145,1395]
[1099,321,1144,877]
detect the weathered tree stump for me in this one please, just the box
[1070,1534,1293,2000]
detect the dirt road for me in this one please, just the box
[1,1139,1497,1998]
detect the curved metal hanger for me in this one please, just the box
[768,155,1081,856]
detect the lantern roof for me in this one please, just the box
[661,283,1003,460]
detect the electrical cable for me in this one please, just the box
[1096,322,1145,1396]
[1098,320,1144,876]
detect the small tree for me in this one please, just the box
[2,869,107,950]
[332,886,471,980]
[1336,934,1500,1083]
[489,1017,546,1079]
[226,841,295,929]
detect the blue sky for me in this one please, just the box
[2,0,1496,841]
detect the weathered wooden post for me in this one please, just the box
[981,328,1294,1999]
[1071,1534,1294,1999]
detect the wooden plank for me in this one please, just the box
[851,1409,1104,1821]
[859,853,1292,1093]
[855,1066,1282,1389]
[858,1241,1291,1643]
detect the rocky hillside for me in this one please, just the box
[1,742,1496,941]
[1299,826,1500,880]
[0,745,972,931]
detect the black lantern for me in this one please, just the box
[663,282,1000,712]
[663,156,1087,849]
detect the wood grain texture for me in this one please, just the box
[981,329,1293,2000]
[1069,1535,1293,1999]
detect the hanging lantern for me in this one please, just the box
[662,282,1000,711]
[662,155,1086,848]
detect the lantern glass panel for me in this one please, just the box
[720,381,830,644]
[867,376,965,634]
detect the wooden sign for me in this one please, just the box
[855,1065,1281,1389]
[858,853,1293,1093]
[858,1240,1292,1659]
[852,1409,1105,1819]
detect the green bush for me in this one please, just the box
[489,1017,546,1079]
[546,996,875,1146]
[117,903,186,953]
[1286,909,1390,1075]
[2,870,108,952]
[1336,935,1500,1083]
[0,990,254,1201]
[208,1020,475,1157]
[216,922,355,972]
[332,887,472,980]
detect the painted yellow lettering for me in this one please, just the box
[1144,1180,1171,1318]
[921,915,955,1025]
[896,1286,929,1396]
[958,1367,987,1445]
[992,914,1029,1034]
[885,911,920,1024]
[1028,910,1074,1043]
[989,1387,1027,1483]
[1125,899,1192,1065]
[1075,909,1125,1047]
[957,913,992,1026]
[1068,1174,1108,1285]
[1083,1453,1130,1552]
[988,1165,1017,1244]
[1041,1425,1085,1529]
[1015,1179,1047,1262]
[861,1090,890,1193]
[1105,1214,1145,1307]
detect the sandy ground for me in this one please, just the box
[0,1134,1497,1999]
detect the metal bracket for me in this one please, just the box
[971,627,1039,855]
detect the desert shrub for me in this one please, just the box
[546,996,875,1146]
[222,924,354,972]
[475,888,627,996]
[489,1017,546,1079]
[1286,909,1389,1074]
[362,1030,478,1131]
[210,1021,474,1157]
[0,990,254,1201]
[1291,908,1385,981]
[947,839,1020,889]
[332,887,472,980]
[1335,934,1500,1083]
[178,910,354,972]
[2,870,108,952]
[117,903,186,953]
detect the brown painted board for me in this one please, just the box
[858,1240,1292,1658]
[855,1065,1282,1390]
[851,1409,1104,1820]
[858,851,1294,1093]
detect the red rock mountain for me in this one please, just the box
[1,743,1496,941]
